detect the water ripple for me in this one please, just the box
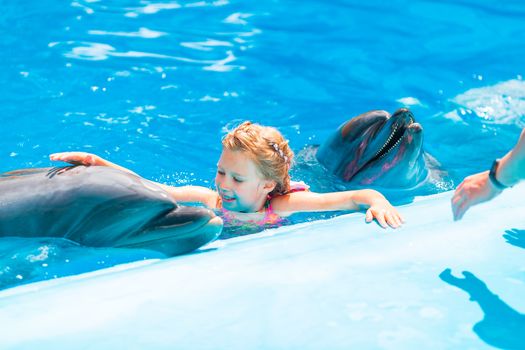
[450,79,525,127]
[181,39,233,51]
[123,0,229,17]
[88,27,167,39]
[58,41,244,71]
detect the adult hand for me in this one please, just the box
[451,170,502,221]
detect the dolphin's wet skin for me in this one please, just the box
[0,166,223,256]
[316,108,437,189]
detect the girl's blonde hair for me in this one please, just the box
[222,121,293,195]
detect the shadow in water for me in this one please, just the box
[503,228,525,249]
[439,268,525,350]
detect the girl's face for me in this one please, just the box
[215,148,276,212]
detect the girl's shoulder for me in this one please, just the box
[266,180,311,216]
[267,180,310,202]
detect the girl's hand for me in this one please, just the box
[365,199,404,229]
[49,152,103,166]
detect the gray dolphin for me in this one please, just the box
[0,166,222,256]
[316,108,433,189]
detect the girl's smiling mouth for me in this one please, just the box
[220,193,236,202]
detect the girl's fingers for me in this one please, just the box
[388,209,402,227]
[386,211,401,229]
[85,155,94,165]
[50,152,71,161]
[392,212,403,227]
[375,210,388,229]
[385,212,396,228]
[367,207,403,229]
[397,212,405,224]
[49,152,92,165]
[365,208,373,223]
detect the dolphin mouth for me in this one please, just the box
[316,108,426,184]
[359,109,418,172]
[116,207,223,256]
[118,215,223,247]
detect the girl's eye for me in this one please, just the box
[233,177,244,183]
[217,170,225,175]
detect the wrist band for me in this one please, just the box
[489,159,509,190]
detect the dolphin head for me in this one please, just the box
[0,166,223,257]
[316,108,428,188]
[116,205,223,256]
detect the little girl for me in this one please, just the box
[50,121,404,229]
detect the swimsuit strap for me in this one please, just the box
[262,180,310,225]
[262,195,281,225]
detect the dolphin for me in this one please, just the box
[0,166,223,256]
[315,108,433,189]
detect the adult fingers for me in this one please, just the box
[451,193,467,220]
[455,180,465,192]
[453,200,469,221]
[451,191,464,206]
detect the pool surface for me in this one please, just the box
[1,0,525,348]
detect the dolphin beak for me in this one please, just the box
[117,207,223,256]
[408,122,422,133]
[391,108,415,125]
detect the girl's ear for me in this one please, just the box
[263,180,277,194]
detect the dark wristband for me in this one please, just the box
[489,159,509,190]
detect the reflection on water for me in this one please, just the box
[440,268,525,350]
[0,237,164,290]
[447,79,525,127]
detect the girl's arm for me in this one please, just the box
[50,152,220,208]
[156,184,219,208]
[270,189,403,228]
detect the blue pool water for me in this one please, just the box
[1,0,523,279]
[0,1,525,347]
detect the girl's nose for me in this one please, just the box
[216,178,231,192]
